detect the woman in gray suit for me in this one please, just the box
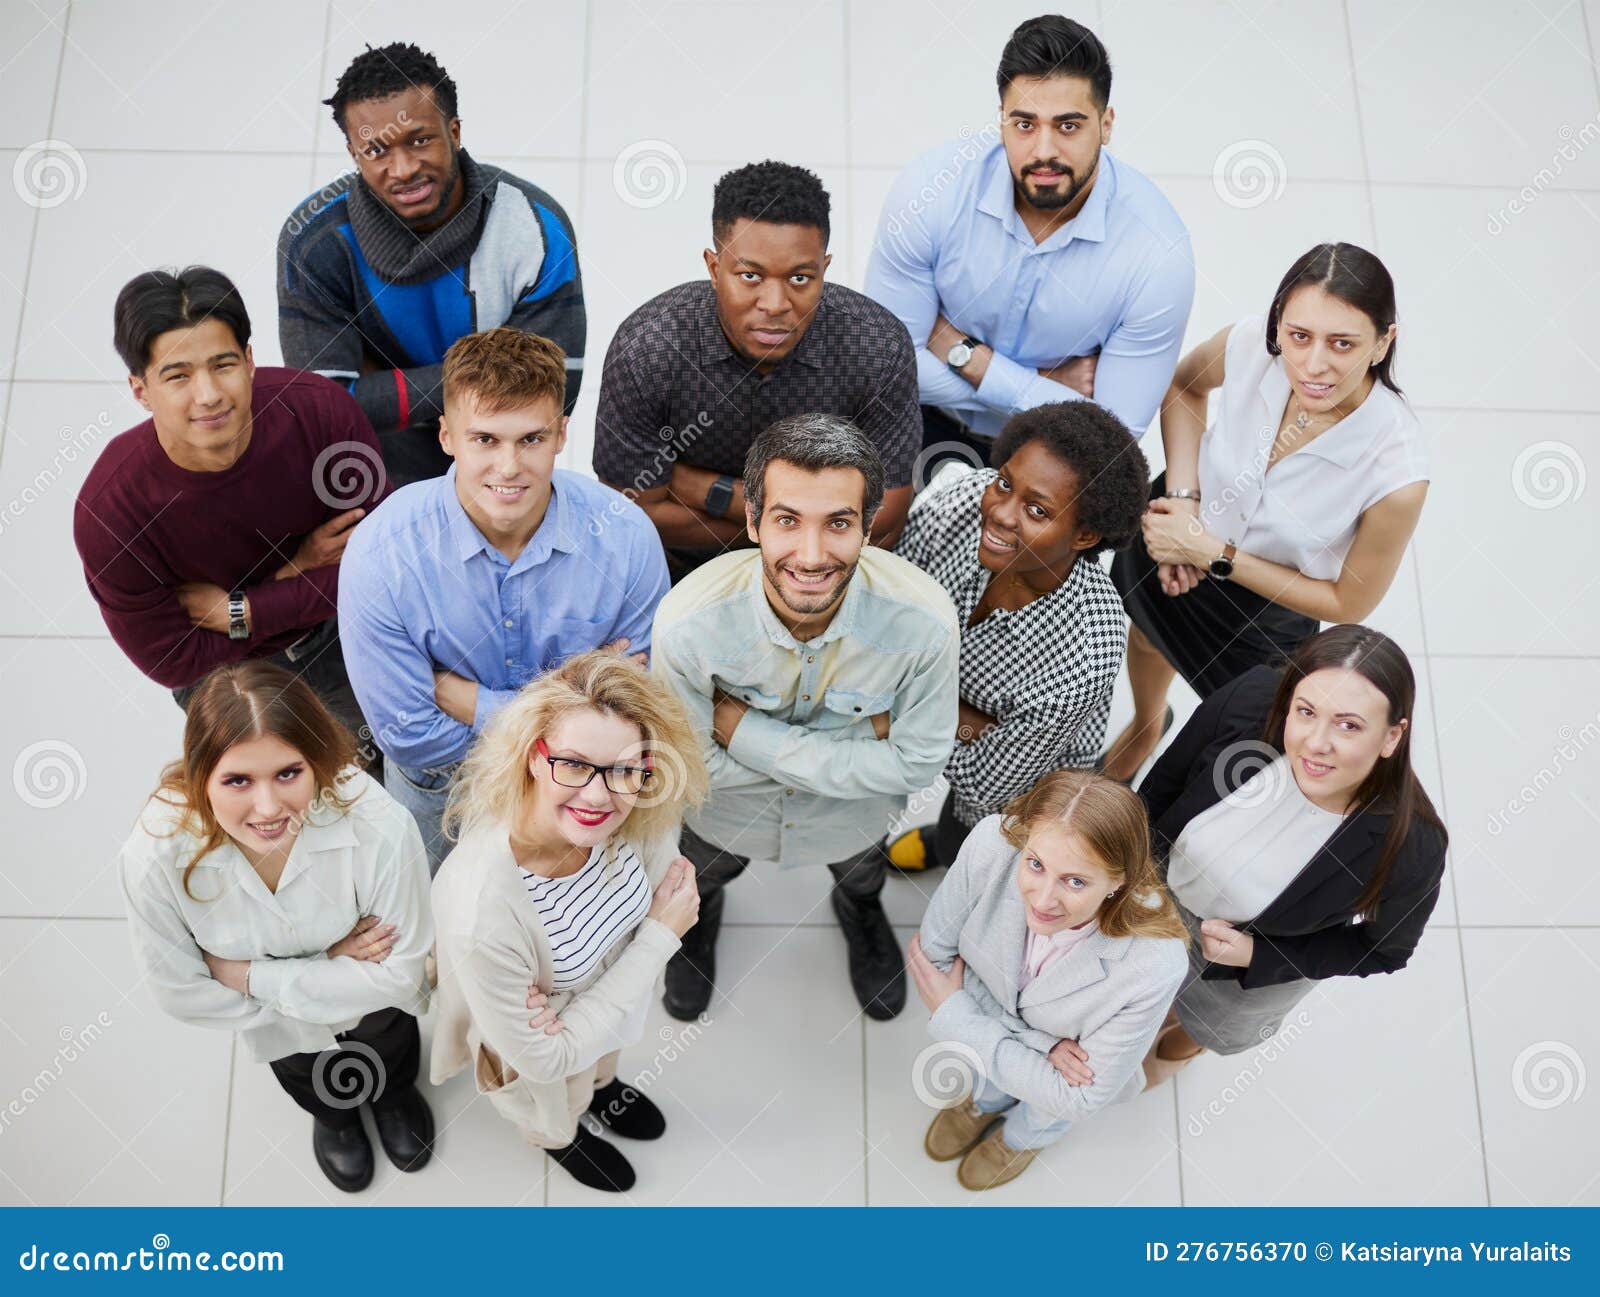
[908,770,1189,1191]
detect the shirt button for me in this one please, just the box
[785,789,794,796]
[504,619,514,629]
[806,655,814,663]
[505,657,513,666]
[801,693,810,701]
[785,822,795,829]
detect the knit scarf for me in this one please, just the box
[344,148,493,285]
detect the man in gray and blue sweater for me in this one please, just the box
[278,42,586,485]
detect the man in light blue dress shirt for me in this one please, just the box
[339,328,670,872]
[864,15,1195,466]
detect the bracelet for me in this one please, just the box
[1164,488,1202,501]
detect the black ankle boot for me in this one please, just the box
[663,887,722,1020]
[589,1078,666,1140]
[312,1118,374,1193]
[831,889,907,1020]
[548,1123,636,1192]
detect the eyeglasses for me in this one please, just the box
[534,739,653,796]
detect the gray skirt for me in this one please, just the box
[1172,903,1314,1055]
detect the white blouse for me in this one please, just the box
[1196,314,1429,581]
[119,769,433,1063]
[1167,755,1345,923]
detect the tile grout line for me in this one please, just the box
[218,1033,237,1206]
[0,0,74,470]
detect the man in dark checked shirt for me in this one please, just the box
[593,161,921,582]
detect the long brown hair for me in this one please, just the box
[150,661,361,898]
[1262,624,1448,919]
[1000,770,1189,944]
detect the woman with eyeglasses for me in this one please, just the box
[429,649,709,1193]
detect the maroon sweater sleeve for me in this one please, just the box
[244,381,388,638]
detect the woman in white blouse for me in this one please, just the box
[120,661,435,1194]
[430,650,708,1193]
[1102,243,1429,782]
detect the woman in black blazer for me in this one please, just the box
[1136,623,1448,1087]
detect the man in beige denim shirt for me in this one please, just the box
[652,414,959,1022]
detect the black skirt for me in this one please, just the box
[1110,474,1318,698]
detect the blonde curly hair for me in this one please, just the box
[442,650,708,863]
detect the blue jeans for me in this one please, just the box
[384,759,460,877]
[973,1074,1073,1151]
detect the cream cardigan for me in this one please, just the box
[429,822,682,1147]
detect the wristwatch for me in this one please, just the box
[703,474,735,519]
[227,590,249,640]
[945,336,983,371]
[1164,487,1202,502]
[1207,543,1238,582]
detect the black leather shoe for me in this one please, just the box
[830,889,907,1021]
[548,1123,636,1192]
[312,1118,374,1193]
[370,1085,435,1172]
[663,887,722,1021]
[589,1078,666,1140]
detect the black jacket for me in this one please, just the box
[1139,665,1447,990]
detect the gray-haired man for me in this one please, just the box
[650,414,960,1021]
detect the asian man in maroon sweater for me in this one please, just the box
[74,265,389,764]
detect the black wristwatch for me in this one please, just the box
[945,336,983,371]
[227,590,249,640]
[703,474,735,519]
[1207,543,1237,582]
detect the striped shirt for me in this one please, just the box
[520,840,651,991]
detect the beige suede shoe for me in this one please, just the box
[924,1101,1000,1162]
[957,1125,1037,1191]
[1141,1010,1204,1091]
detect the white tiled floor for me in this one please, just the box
[2,0,1596,1207]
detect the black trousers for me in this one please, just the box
[679,823,887,909]
[918,404,997,484]
[170,615,382,777]
[931,790,975,870]
[268,1008,420,1130]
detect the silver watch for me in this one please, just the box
[227,590,249,640]
[945,336,982,371]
